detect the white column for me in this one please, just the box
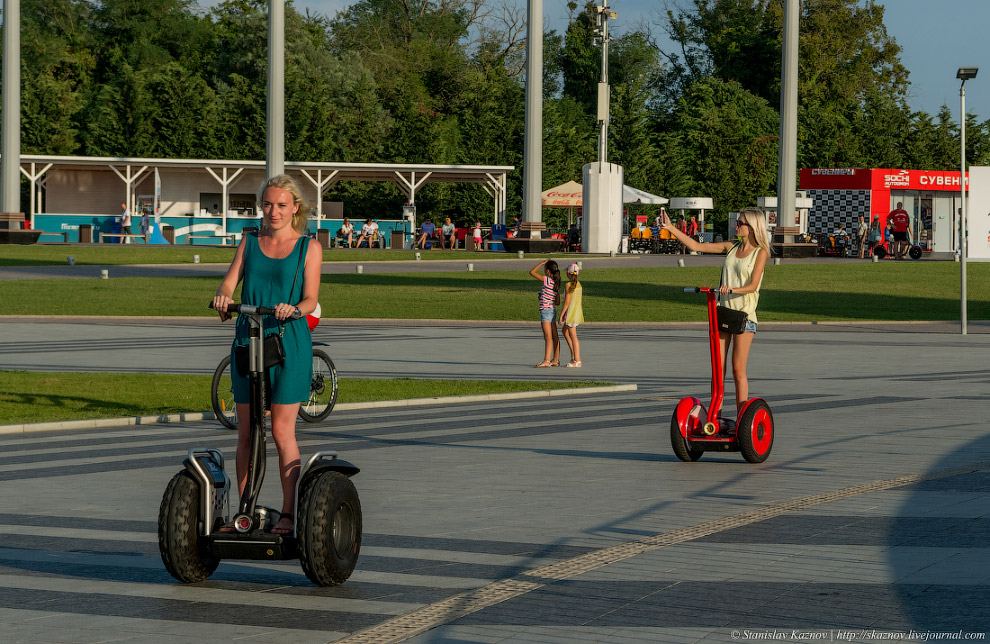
[522,0,543,226]
[1,0,21,214]
[267,0,285,178]
[777,0,799,238]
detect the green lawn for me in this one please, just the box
[0,371,611,425]
[1,262,987,321]
[0,244,562,266]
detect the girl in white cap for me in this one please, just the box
[558,263,584,367]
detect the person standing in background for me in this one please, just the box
[888,202,910,260]
[857,216,869,258]
[558,263,584,368]
[120,202,131,244]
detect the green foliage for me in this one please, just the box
[0,370,607,424]
[8,0,990,225]
[0,263,987,322]
[668,77,779,222]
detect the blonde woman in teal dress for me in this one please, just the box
[212,175,323,536]
[660,207,770,414]
[558,263,585,367]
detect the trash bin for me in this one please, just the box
[78,224,92,243]
[163,225,175,244]
[317,229,330,247]
[391,230,405,250]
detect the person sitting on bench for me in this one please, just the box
[356,218,378,248]
[416,217,437,249]
[337,217,354,248]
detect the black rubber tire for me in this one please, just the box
[873,244,887,259]
[737,400,774,463]
[297,470,362,586]
[909,245,922,260]
[297,349,338,423]
[670,412,703,462]
[210,355,238,430]
[158,470,220,583]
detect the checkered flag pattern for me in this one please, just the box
[806,190,871,235]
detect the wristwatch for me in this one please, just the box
[293,306,301,317]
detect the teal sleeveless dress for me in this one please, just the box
[231,232,312,405]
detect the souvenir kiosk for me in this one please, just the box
[799,168,969,259]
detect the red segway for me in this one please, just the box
[670,287,774,463]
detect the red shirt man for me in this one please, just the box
[887,202,911,258]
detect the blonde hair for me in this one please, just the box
[738,207,772,255]
[258,174,310,235]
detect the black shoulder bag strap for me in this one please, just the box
[717,240,743,305]
[278,237,307,339]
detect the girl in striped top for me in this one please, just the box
[529,259,561,367]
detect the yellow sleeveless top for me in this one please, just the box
[563,282,584,325]
[719,243,763,324]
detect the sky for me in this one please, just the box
[227,0,988,122]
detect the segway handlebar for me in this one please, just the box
[208,302,302,319]
[683,287,732,294]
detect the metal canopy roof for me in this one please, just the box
[14,154,513,227]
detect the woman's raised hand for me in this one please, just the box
[659,210,674,230]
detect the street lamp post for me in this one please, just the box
[957,66,978,336]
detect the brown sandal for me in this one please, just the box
[534,361,552,368]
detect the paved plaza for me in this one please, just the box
[0,313,988,643]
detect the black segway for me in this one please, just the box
[158,303,361,586]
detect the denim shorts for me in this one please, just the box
[539,307,556,323]
[744,319,757,334]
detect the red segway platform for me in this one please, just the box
[670,288,774,463]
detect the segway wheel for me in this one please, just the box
[158,470,219,582]
[909,245,922,260]
[874,245,887,259]
[297,470,362,586]
[737,399,774,463]
[670,402,704,462]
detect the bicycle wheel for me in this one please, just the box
[210,355,238,430]
[298,349,338,423]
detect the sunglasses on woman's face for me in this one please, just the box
[735,220,749,228]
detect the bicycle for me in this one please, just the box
[211,341,338,430]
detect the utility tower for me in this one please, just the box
[582,0,623,254]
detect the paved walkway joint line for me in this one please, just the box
[332,461,990,644]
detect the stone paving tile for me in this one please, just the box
[3,326,990,643]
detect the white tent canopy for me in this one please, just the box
[542,180,668,207]
[622,185,668,205]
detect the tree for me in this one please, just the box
[658,0,914,169]
[18,0,94,154]
[668,77,778,221]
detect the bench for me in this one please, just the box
[99,233,148,243]
[771,226,818,259]
[37,231,70,242]
[186,234,236,245]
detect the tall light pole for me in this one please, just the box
[957,66,977,335]
[1,0,21,216]
[267,0,285,178]
[593,0,616,165]
[776,0,799,236]
[521,0,543,225]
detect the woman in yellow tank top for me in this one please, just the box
[660,207,771,413]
